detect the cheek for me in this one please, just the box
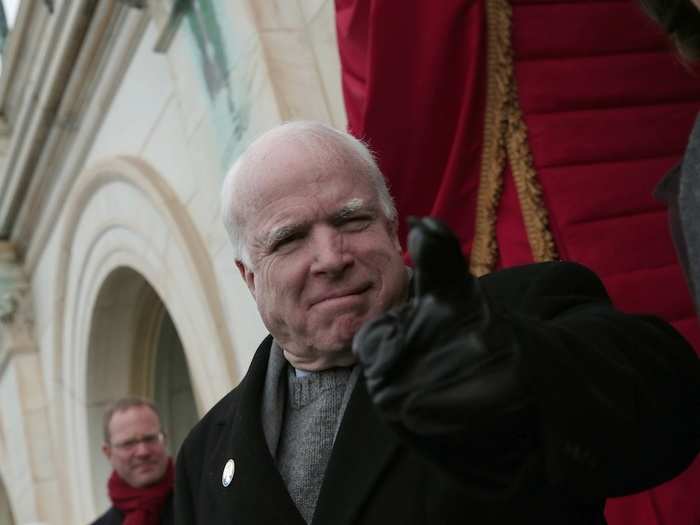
[256,260,306,317]
[372,247,407,305]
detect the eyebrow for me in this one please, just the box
[333,198,367,220]
[261,223,306,252]
[258,198,374,253]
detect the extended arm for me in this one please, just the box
[353,217,700,500]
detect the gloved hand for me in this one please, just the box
[353,217,533,453]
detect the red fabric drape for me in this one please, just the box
[336,0,488,253]
[335,1,700,524]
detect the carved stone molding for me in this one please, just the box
[0,242,34,374]
[149,0,189,53]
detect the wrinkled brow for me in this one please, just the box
[258,198,372,252]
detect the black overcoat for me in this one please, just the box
[175,262,700,524]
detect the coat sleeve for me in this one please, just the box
[496,261,700,499]
[376,261,700,501]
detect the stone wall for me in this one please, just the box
[0,1,345,522]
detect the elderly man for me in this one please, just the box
[92,397,174,525]
[175,121,700,524]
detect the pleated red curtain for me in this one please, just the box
[334,1,700,524]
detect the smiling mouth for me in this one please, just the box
[134,462,157,471]
[311,284,372,307]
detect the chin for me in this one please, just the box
[132,466,167,488]
[133,474,161,488]
[294,341,356,370]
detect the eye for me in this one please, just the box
[271,232,303,252]
[339,215,372,231]
[142,434,159,445]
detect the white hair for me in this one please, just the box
[221,121,397,267]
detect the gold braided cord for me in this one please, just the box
[470,0,511,277]
[505,91,558,263]
[470,0,557,276]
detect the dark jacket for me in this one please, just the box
[90,492,174,525]
[175,262,700,524]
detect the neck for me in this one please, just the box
[282,347,357,372]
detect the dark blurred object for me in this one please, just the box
[654,164,698,312]
[643,0,700,315]
[639,0,700,60]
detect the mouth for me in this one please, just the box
[310,284,372,308]
[133,462,157,472]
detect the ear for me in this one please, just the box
[102,443,111,461]
[236,260,256,296]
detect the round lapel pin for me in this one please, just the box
[222,458,235,487]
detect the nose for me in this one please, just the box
[310,226,353,277]
[132,440,152,457]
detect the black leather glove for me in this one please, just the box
[353,217,535,486]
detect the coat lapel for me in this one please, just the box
[312,377,401,525]
[205,337,306,525]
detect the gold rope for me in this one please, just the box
[470,0,557,276]
[506,87,558,263]
[470,0,511,277]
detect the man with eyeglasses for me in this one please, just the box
[91,397,174,525]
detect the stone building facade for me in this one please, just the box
[0,1,345,523]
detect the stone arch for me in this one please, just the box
[54,156,238,520]
[86,266,198,511]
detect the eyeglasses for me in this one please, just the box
[109,431,166,453]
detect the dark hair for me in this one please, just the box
[102,396,162,443]
[640,0,700,61]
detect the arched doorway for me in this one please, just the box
[0,477,14,525]
[57,156,240,521]
[87,267,198,511]
[153,310,198,456]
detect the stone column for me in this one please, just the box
[0,242,56,525]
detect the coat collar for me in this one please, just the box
[205,335,401,525]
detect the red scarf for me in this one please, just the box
[108,458,174,525]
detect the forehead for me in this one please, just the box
[244,139,376,214]
[109,405,160,438]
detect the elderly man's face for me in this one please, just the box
[102,405,169,488]
[236,142,408,370]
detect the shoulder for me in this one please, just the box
[480,261,607,299]
[175,336,273,517]
[179,380,242,461]
[197,386,239,434]
[160,491,175,525]
[89,507,122,525]
[178,335,273,462]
